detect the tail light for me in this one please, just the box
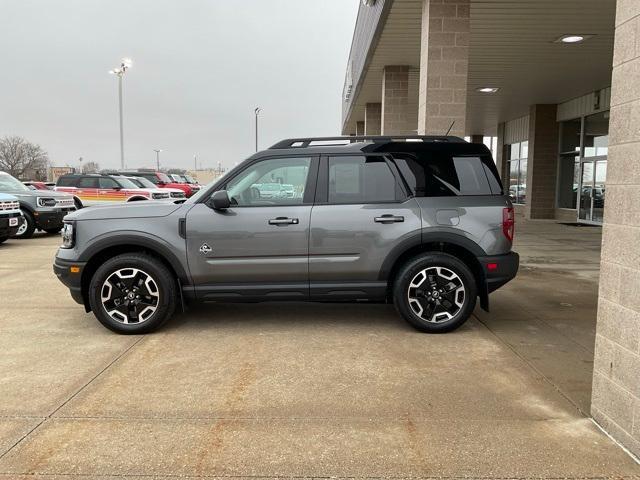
[502,207,515,242]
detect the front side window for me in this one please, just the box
[226,157,311,206]
[0,173,30,192]
[98,177,120,189]
[328,156,402,204]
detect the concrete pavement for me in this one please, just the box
[0,223,638,478]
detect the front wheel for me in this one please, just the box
[13,210,35,239]
[393,253,477,333]
[88,253,177,334]
[0,236,7,245]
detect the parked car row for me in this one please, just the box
[0,170,202,241]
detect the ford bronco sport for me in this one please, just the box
[53,136,518,334]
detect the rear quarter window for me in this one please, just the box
[392,152,502,197]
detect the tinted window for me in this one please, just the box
[391,153,500,197]
[98,177,119,189]
[328,156,402,204]
[77,177,98,188]
[226,157,311,206]
[56,176,77,187]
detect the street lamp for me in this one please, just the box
[254,107,261,152]
[153,149,162,170]
[109,57,133,170]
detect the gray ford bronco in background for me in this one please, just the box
[54,136,519,334]
[0,172,75,238]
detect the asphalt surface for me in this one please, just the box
[0,221,638,479]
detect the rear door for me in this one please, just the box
[309,155,422,300]
[75,177,99,206]
[185,155,318,300]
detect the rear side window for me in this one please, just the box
[77,177,98,188]
[391,153,501,197]
[56,176,77,187]
[328,156,403,204]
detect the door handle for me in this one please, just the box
[374,214,404,224]
[268,217,299,225]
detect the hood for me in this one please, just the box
[12,190,72,199]
[0,193,18,201]
[67,201,184,221]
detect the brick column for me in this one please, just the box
[495,122,508,182]
[365,103,382,135]
[524,104,559,219]
[382,66,414,135]
[592,0,640,458]
[355,121,365,136]
[417,0,469,137]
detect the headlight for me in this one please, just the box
[61,222,75,249]
[37,197,57,207]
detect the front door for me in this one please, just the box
[578,158,607,223]
[309,155,422,300]
[185,155,317,300]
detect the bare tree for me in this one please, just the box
[82,161,100,174]
[0,136,49,179]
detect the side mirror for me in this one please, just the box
[209,190,231,210]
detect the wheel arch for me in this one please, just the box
[381,232,489,311]
[126,195,149,202]
[78,234,189,311]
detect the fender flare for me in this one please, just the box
[79,231,189,282]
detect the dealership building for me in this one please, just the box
[342,0,640,457]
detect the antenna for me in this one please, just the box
[445,121,455,136]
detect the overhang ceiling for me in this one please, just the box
[344,0,616,136]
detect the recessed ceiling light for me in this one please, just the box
[555,34,593,44]
[477,87,499,93]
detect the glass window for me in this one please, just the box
[226,157,310,206]
[328,156,402,203]
[506,141,527,204]
[99,177,120,189]
[77,177,98,188]
[584,111,609,157]
[0,173,30,192]
[56,176,77,187]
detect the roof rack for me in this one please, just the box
[269,135,465,150]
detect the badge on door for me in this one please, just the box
[199,243,212,255]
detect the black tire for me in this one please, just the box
[393,252,477,333]
[0,236,7,245]
[14,210,36,239]
[74,198,83,210]
[44,227,62,234]
[88,253,177,334]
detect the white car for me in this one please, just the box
[125,176,186,200]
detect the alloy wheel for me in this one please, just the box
[100,268,160,324]
[407,266,465,323]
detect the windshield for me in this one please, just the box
[184,175,196,183]
[135,177,157,188]
[115,177,140,189]
[0,173,30,192]
[157,173,172,184]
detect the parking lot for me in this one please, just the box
[0,220,638,478]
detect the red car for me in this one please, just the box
[120,171,196,197]
[23,181,55,190]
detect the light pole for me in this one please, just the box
[254,107,261,152]
[154,149,162,171]
[109,57,133,170]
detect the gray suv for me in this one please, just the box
[53,136,518,334]
[0,172,75,238]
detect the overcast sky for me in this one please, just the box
[0,0,359,171]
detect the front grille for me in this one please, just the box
[170,191,185,198]
[55,198,75,208]
[152,192,170,200]
[0,200,20,211]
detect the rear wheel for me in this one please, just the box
[14,210,35,239]
[88,253,177,334]
[393,253,477,333]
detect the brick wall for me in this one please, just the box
[417,0,469,137]
[382,66,414,135]
[365,103,381,135]
[592,0,640,458]
[525,104,559,220]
